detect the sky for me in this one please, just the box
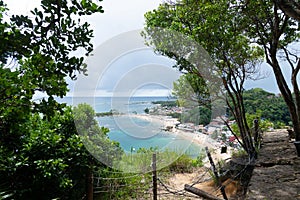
[6,0,182,97]
[4,0,290,97]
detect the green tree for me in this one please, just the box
[0,0,110,199]
[144,0,264,157]
[0,0,103,115]
[179,106,211,125]
[144,107,150,114]
[73,104,123,167]
[242,88,290,125]
[172,73,209,107]
[240,1,300,142]
[0,105,122,199]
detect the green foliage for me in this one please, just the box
[172,74,210,107]
[192,152,205,168]
[152,100,177,107]
[1,0,104,112]
[144,0,264,157]
[240,0,300,140]
[144,107,150,114]
[0,1,106,199]
[231,149,248,158]
[163,150,205,173]
[114,147,205,174]
[0,0,104,153]
[73,104,123,168]
[171,73,212,125]
[231,111,274,137]
[242,88,291,125]
[226,88,291,134]
[274,121,286,129]
[0,181,12,200]
[115,147,157,173]
[144,0,264,75]
[179,106,211,125]
[94,168,152,200]
[246,112,273,132]
[224,88,291,129]
[96,109,120,117]
[168,154,194,173]
[168,112,181,119]
[0,104,122,199]
[94,147,205,199]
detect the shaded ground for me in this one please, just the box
[158,129,300,200]
[157,168,208,199]
[158,160,246,199]
[246,130,300,200]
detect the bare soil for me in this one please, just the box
[158,166,248,200]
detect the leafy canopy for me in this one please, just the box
[0,1,123,199]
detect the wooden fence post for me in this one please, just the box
[87,168,93,200]
[253,119,259,147]
[152,153,157,200]
[205,147,228,200]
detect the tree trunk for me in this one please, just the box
[276,0,300,21]
[290,109,300,141]
[270,55,300,141]
[222,73,256,157]
[292,64,300,141]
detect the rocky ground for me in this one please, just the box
[246,130,300,200]
[155,129,300,200]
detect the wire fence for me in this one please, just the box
[92,148,255,200]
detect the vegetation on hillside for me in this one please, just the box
[150,86,290,127]
[1,0,299,199]
[0,0,109,199]
[144,0,300,157]
[243,88,290,126]
[144,0,264,157]
[241,0,300,142]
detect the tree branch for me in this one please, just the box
[276,0,300,21]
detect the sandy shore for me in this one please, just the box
[128,113,217,147]
[172,128,232,162]
[128,113,179,127]
[127,114,232,161]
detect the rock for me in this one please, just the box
[246,130,300,199]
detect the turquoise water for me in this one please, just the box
[60,96,203,158]
[98,116,202,158]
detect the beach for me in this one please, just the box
[128,113,232,161]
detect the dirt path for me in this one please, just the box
[157,166,241,200]
[157,168,210,199]
[246,130,300,199]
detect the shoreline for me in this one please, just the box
[125,113,232,161]
[127,113,217,146]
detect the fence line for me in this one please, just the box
[92,150,255,199]
[211,155,255,196]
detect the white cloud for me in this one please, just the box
[5,0,40,15]
[84,0,163,46]
[4,0,163,46]
[131,88,172,97]
[69,88,172,97]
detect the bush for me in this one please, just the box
[168,154,194,173]
[144,108,150,114]
[192,153,205,167]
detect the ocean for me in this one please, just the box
[58,96,202,158]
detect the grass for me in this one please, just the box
[95,147,206,199]
[113,147,205,173]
